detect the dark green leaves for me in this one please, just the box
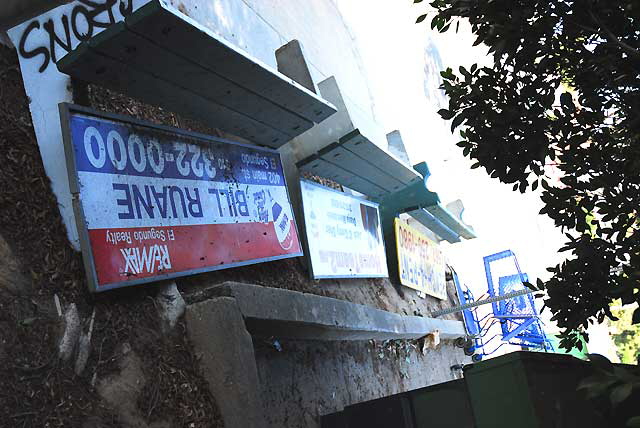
[428,0,640,352]
[611,383,633,406]
[628,417,640,428]
[451,114,465,131]
[416,14,427,24]
[430,15,449,32]
[560,92,576,112]
[588,353,614,372]
[438,109,454,120]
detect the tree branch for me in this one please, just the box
[588,10,640,60]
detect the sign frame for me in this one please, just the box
[299,179,388,280]
[59,103,303,292]
[394,218,446,299]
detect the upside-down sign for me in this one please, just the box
[60,104,302,292]
[394,218,446,299]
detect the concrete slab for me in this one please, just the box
[276,39,317,93]
[191,282,465,341]
[186,297,265,428]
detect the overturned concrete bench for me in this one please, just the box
[184,282,465,428]
[57,1,336,148]
[298,130,475,243]
[192,281,464,340]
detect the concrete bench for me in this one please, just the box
[297,129,419,199]
[296,120,475,243]
[191,281,465,341]
[184,282,466,428]
[57,0,336,148]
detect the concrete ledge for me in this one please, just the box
[196,281,465,341]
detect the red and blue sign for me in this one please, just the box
[60,104,301,292]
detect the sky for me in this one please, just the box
[335,0,618,360]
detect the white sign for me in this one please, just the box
[300,180,387,279]
[8,0,149,248]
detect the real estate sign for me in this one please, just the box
[60,104,302,292]
[300,180,387,279]
[395,218,446,299]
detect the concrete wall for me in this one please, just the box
[174,0,377,127]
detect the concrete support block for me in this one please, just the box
[286,76,387,162]
[186,297,265,428]
[203,282,465,341]
[386,130,411,166]
[446,199,475,235]
[275,39,317,94]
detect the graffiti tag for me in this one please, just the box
[18,0,134,73]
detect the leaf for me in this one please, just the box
[633,307,640,324]
[413,0,423,2]
[19,317,37,326]
[610,383,632,406]
[613,366,638,384]
[519,181,527,193]
[438,109,455,120]
[627,416,640,427]
[588,354,614,372]
[451,114,465,131]
[560,92,575,112]
[416,14,427,24]
[621,290,636,306]
[523,281,536,291]
[577,375,612,391]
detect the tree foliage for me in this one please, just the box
[421,0,640,349]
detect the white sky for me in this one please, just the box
[335,0,617,359]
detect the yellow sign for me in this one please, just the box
[394,218,446,299]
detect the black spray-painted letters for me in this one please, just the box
[18,0,133,73]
